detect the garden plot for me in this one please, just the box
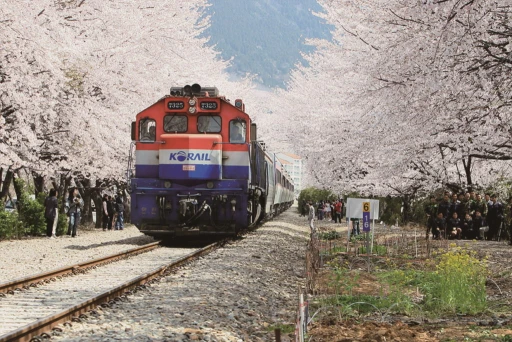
[305,226,512,342]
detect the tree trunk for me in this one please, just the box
[0,168,13,202]
[12,172,23,211]
[60,176,72,213]
[33,173,45,197]
[402,195,413,224]
[462,156,472,191]
[77,178,93,224]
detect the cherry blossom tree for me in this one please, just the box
[1,0,251,207]
[266,0,511,198]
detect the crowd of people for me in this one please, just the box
[101,194,125,231]
[43,188,125,238]
[301,199,345,223]
[425,191,510,242]
[302,199,345,235]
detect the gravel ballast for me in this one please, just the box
[51,209,310,341]
[0,226,155,284]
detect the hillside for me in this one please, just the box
[204,0,332,88]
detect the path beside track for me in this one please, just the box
[0,226,155,284]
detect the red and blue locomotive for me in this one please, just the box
[128,84,294,238]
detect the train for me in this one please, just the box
[128,84,294,238]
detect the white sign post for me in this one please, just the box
[346,198,380,254]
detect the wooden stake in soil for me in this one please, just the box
[275,328,281,342]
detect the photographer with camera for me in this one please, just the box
[65,188,84,237]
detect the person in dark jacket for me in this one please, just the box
[44,189,59,238]
[457,193,467,219]
[473,210,488,240]
[425,196,438,240]
[447,212,461,239]
[107,195,115,230]
[433,212,446,240]
[449,194,461,221]
[115,196,125,230]
[437,195,451,221]
[461,213,475,240]
[317,201,324,220]
[487,194,504,240]
[102,194,110,231]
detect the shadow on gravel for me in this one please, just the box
[63,236,156,250]
[160,237,229,248]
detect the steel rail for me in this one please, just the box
[0,241,220,342]
[0,241,161,295]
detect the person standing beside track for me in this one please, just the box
[44,189,59,239]
[107,195,115,230]
[114,196,125,230]
[102,194,110,231]
[66,188,84,237]
[425,196,438,240]
[308,202,315,234]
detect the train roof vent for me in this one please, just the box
[200,87,219,97]
[169,85,219,97]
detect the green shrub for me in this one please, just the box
[423,247,487,314]
[318,231,341,240]
[0,210,24,239]
[350,233,368,242]
[380,247,487,316]
[56,211,68,236]
[15,179,46,237]
[328,246,346,255]
[20,197,45,236]
[358,244,387,255]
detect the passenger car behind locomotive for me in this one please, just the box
[128,84,294,238]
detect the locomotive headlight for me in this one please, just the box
[164,181,171,188]
[188,106,196,114]
[189,98,197,106]
[206,181,214,189]
[231,198,236,212]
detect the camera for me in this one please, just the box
[74,198,79,203]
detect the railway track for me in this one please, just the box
[0,241,221,342]
[0,242,161,295]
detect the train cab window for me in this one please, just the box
[139,119,156,142]
[164,115,187,133]
[198,116,221,133]
[229,120,246,143]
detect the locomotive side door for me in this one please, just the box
[265,160,275,215]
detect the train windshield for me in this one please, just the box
[197,116,221,133]
[229,119,246,143]
[139,119,156,141]
[164,115,187,133]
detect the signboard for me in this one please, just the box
[362,202,371,232]
[346,198,380,219]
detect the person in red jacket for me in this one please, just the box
[334,200,342,223]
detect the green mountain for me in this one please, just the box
[204,0,332,88]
